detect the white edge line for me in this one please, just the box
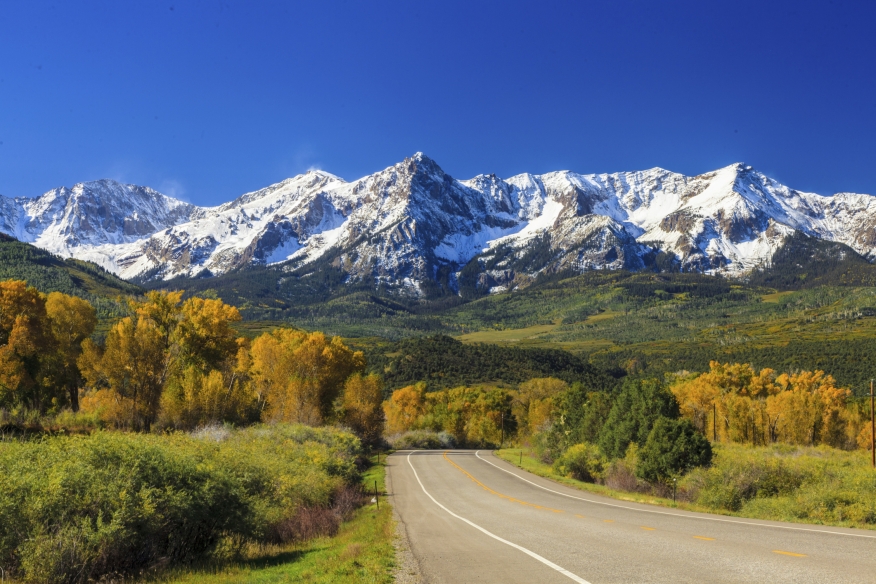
[406,451,591,584]
[475,451,876,540]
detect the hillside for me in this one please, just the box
[746,232,876,289]
[0,234,142,320]
[367,335,617,391]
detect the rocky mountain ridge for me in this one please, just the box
[2,154,874,295]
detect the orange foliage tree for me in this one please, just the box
[340,373,385,446]
[671,361,853,448]
[249,328,365,425]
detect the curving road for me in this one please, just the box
[386,450,876,583]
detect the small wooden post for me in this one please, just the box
[375,480,379,510]
[519,450,523,466]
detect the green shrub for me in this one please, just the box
[680,444,876,526]
[0,424,361,583]
[635,417,712,483]
[553,443,607,482]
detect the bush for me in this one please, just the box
[553,443,607,482]
[388,430,456,450]
[635,417,712,483]
[602,443,648,492]
[598,378,680,460]
[682,444,814,512]
[0,424,362,583]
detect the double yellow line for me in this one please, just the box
[443,451,809,558]
[443,451,564,513]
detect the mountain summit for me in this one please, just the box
[2,155,874,294]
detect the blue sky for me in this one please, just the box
[1,0,874,206]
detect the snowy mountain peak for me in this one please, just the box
[2,158,874,294]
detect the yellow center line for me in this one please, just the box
[640,526,655,531]
[773,550,807,557]
[442,451,564,513]
[603,519,614,523]
[575,514,586,519]
[693,536,715,541]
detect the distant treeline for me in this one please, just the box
[368,335,617,392]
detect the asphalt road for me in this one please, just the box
[386,450,876,583]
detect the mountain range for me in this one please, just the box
[2,153,874,295]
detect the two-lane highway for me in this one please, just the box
[387,450,876,583]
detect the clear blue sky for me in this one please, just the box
[1,0,874,206]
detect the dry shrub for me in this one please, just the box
[268,484,364,544]
[270,507,341,543]
[341,543,364,561]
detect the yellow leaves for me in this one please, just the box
[176,296,241,369]
[383,383,426,434]
[160,366,254,429]
[341,373,384,445]
[671,362,853,448]
[78,316,167,430]
[515,377,566,437]
[250,329,365,426]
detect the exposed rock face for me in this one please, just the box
[2,156,876,294]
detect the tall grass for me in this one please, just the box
[682,443,876,527]
[0,424,362,583]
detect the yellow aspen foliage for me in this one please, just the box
[0,280,56,410]
[176,297,241,369]
[858,424,873,451]
[341,373,385,445]
[134,290,184,344]
[768,370,850,447]
[0,345,26,405]
[249,328,365,425]
[160,366,254,429]
[80,388,133,428]
[514,377,567,436]
[383,383,427,434]
[672,362,853,448]
[45,292,96,412]
[78,317,167,430]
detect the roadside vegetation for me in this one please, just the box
[384,364,876,530]
[0,279,391,583]
[0,424,368,583]
[3,265,876,582]
[498,443,876,530]
[157,454,394,584]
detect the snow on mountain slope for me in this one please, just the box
[2,155,874,294]
[0,180,201,262]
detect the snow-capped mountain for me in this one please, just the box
[2,154,875,294]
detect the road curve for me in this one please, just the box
[386,450,876,583]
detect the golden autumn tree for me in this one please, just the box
[768,370,850,447]
[514,377,567,437]
[383,382,427,434]
[672,361,855,448]
[157,296,249,429]
[175,296,241,370]
[249,328,365,425]
[0,280,58,411]
[45,292,96,411]
[341,373,385,446]
[79,316,166,430]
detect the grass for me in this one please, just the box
[158,455,396,584]
[496,448,679,508]
[457,323,559,344]
[497,444,876,530]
